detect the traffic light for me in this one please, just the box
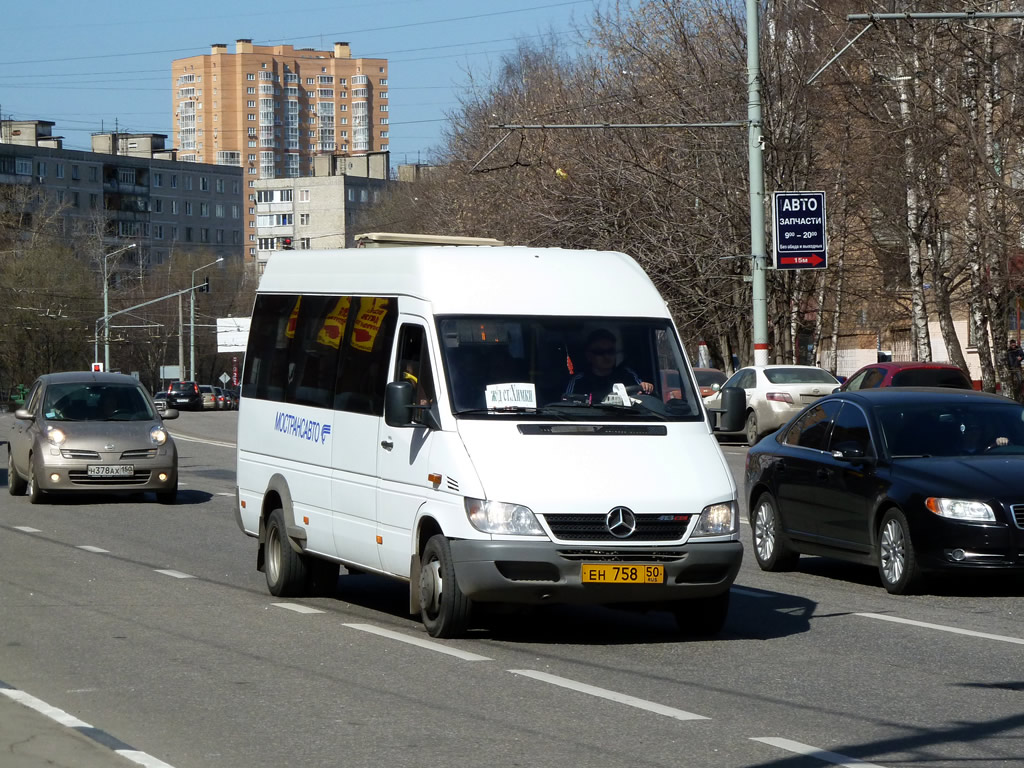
[279,237,294,250]
[198,276,210,293]
[91,362,104,372]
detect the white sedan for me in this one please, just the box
[703,365,840,446]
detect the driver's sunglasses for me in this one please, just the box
[589,347,617,356]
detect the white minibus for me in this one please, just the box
[235,246,744,638]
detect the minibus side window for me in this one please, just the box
[243,294,301,402]
[333,297,398,415]
[283,295,347,409]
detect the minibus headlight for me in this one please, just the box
[46,427,67,446]
[465,498,545,536]
[149,426,168,446]
[692,502,738,537]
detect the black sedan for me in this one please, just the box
[744,388,1024,593]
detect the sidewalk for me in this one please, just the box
[0,692,141,768]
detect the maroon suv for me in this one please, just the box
[840,362,973,392]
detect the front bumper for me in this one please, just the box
[913,515,1024,571]
[449,539,743,605]
[34,447,177,494]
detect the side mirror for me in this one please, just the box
[385,381,440,430]
[712,386,746,433]
[832,442,871,462]
[14,408,32,421]
[712,382,721,392]
[162,408,180,420]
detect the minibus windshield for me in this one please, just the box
[436,316,704,421]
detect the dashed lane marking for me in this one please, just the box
[344,623,492,661]
[272,602,325,614]
[77,545,110,554]
[751,737,889,767]
[154,569,194,579]
[168,433,235,449]
[857,612,1024,646]
[508,669,708,721]
[13,526,41,533]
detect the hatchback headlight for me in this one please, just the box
[692,502,738,537]
[925,497,995,522]
[465,497,545,536]
[150,426,168,446]
[46,427,67,446]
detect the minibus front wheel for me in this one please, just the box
[419,535,472,638]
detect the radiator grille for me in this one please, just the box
[68,470,152,486]
[120,449,157,460]
[542,514,691,542]
[61,449,100,460]
[1012,504,1024,529]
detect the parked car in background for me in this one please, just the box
[694,367,728,398]
[703,365,840,446]
[167,381,203,411]
[199,384,218,410]
[213,387,227,410]
[219,389,235,410]
[8,371,179,504]
[745,387,1024,594]
[840,362,973,392]
[153,391,169,415]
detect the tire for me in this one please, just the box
[878,508,921,594]
[751,492,799,571]
[264,508,309,597]
[419,535,472,638]
[745,411,759,446]
[156,475,178,505]
[673,591,730,637]
[26,456,45,505]
[8,450,26,496]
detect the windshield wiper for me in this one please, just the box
[454,406,570,418]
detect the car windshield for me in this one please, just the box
[435,315,704,422]
[890,369,971,388]
[695,370,727,387]
[42,383,155,422]
[879,400,1024,457]
[763,367,838,385]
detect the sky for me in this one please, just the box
[0,0,623,167]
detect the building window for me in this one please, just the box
[279,189,293,202]
[217,202,227,217]
[89,193,98,209]
[200,176,209,191]
[299,213,310,225]
[248,100,256,108]
[184,176,193,191]
[154,199,163,213]
[379,78,388,85]
[170,174,177,188]
[89,166,99,182]
[299,189,310,202]
[172,200,179,214]
[153,172,162,187]
[299,238,311,249]
[185,227,193,242]
[56,163,64,179]
[216,178,225,193]
[380,104,389,112]
[118,167,135,184]
[247,73,256,80]
[232,205,240,218]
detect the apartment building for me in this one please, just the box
[0,120,244,272]
[253,151,390,272]
[172,40,390,260]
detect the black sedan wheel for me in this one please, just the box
[878,508,921,594]
[751,492,799,571]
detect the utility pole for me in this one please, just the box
[178,293,184,380]
[747,0,769,366]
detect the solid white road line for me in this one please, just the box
[272,602,324,614]
[154,569,194,579]
[508,669,708,721]
[751,737,889,767]
[343,623,493,661]
[116,750,179,768]
[1,688,90,727]
[857,612,1024,646]
[77,545,109,554]
[13,526,41,533]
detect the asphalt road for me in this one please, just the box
[1,411,1022,768]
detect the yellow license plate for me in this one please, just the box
[581,564,664,584]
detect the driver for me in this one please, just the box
[962,416,1008,455]
[564,328,654,403]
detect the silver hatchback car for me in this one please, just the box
[7,372,179,504]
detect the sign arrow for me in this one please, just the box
[779,254,824,267]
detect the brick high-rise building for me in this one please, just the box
[172,40,389,259]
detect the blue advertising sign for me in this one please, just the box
[772,191,827,270]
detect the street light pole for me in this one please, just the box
[100,243,137,371]
[190,258,223,381]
